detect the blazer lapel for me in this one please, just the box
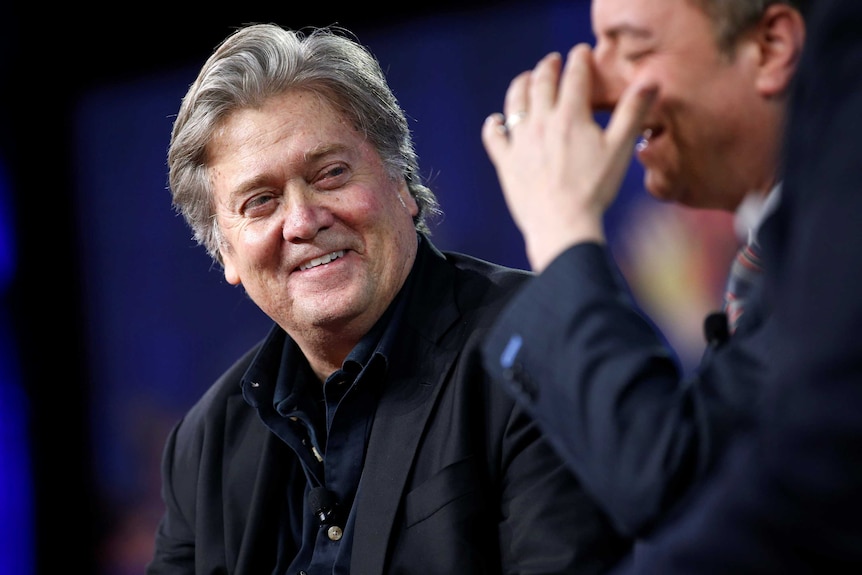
[350,240,464,575]
[227,394,293,575]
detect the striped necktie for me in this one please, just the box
[723,241,765,334]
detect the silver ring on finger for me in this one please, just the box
[503,111,527,135]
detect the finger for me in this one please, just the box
[504,70,532,117]
[555,44,594,126]
[482,112,508,164]
[605,80,659,167]
[529,51,563,113]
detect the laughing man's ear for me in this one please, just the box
[754,3,806,97]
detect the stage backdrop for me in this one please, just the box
[71,2,736,573]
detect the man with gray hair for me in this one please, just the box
[146,23,631,575]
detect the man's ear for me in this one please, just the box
[398,179,419,217]
[223,262,241,286]
[754,3,806,97]
[220,248,242,286]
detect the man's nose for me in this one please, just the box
[282,190,329,242]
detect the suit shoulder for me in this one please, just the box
[445,250,533,290]
[442,251,535,326]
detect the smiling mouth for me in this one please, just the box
[636,128,654,152]
[636,127,664,152]
[298,250,345,271]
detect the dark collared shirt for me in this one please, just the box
[241,251,414,575]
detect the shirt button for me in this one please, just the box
[327,525,343,541]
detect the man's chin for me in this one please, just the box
[302,301,369,332]
[643,172,678,204]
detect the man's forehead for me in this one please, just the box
[211,95,358,157]
[592,0,687,37]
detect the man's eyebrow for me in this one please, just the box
[303,142,351,163]
[223,143,355,203]
[226,173,271,204]
[601,23,653,41]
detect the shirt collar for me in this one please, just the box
[734,183,783,247]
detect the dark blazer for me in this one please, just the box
[611,1,862,571]
[481,237,772,539]
[147,238,631,575]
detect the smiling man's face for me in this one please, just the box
[209,89,419,352]
[591,0,775,211]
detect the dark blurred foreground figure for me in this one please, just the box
[612,0,862,571]
[481,0,807,541]
[145,22,630,575]
[485,0,862,569]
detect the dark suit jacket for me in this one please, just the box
[610,1,862,571]
[481,237,772,539]
[146,238,631,575]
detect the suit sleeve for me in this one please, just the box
[482,242,735,537]
[492,377,633,574]
[146,418,197,574]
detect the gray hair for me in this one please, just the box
[691,0,807,54]
[167,23,441,265]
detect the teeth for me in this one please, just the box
[299,250,345,271]
[636,128,653,152]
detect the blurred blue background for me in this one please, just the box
[4,2,736,574]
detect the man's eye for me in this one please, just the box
[623,50,651,63]
[316,165,348,188]
[242,194,277,216]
